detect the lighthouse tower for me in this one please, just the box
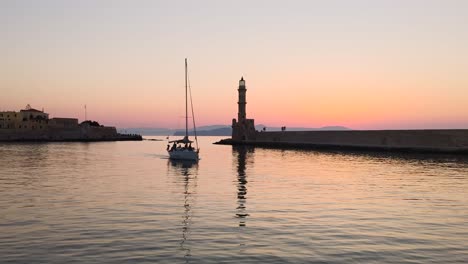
[238,77,247,121]
[232,77,256,141]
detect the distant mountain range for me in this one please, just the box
[118,125,350,136]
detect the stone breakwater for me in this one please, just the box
[0,125,142,142]
[215,129,468,154]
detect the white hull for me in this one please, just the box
[168,149,199,161]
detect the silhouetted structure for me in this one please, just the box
[232,77,256,141]
[219,78,468,154]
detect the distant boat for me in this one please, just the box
[167,58,200,161]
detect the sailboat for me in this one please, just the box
[167,58,200,161]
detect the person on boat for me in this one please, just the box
[166,144,170,151]
[188,143,193,151]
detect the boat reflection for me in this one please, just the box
[232,146,255,227]
[167,159,198,262]
[168,159,199,170]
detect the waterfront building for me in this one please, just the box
[0,104,141,141]
[49,118,79,128]
[0,104,49,130]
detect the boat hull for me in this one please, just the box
[168,149,199,161]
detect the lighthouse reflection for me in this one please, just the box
[167,159,198,262]
[232,146,254,227]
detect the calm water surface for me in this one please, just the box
[1,136,468,263]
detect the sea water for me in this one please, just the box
[1,137,468,263]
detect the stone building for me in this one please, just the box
[0,104,130,141]
[0,104,49,130]
[232,77,256,141]
[49,118,79,128]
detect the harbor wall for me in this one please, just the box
[223,129,468,153]
[0,125,141,142]
[223,77,468,154]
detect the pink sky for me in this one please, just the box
[1,1,467,129]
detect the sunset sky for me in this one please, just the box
[1,0,467,129]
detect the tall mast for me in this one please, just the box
[185,58,188,138]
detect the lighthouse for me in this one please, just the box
[232,77,256,141]
[238,77,247,121]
